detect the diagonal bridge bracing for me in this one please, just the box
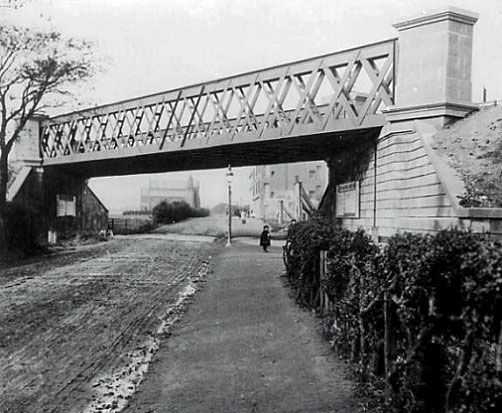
[41,39,396,174]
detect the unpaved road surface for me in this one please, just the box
[0,236,219,413]
[153,216,285,239]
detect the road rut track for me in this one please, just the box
[0,238,220,413]
[48,253,204,413]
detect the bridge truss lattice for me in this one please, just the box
[41,39,396,163]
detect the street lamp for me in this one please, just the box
[226,165,233,247]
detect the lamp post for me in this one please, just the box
[226,165,233,247]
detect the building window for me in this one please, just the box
[316,165,322,179]
[270,170,275,178]
[309,190,315,198]
[309,170,315,179]
[270,192,274,198]
[316,185,322,198]
[264,183,271,198]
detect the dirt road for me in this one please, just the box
[152,216,285,239]
[0,236,219,413]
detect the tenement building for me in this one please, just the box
[249,161,327,222]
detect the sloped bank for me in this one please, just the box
[432,104,502,208]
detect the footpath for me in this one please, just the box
[125,242,362,413]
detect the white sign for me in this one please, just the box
[56,194,76,217]
[335,181,360,218]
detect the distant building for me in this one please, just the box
[140,176,200,210]
[249,161,327,222]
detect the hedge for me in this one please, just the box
[3,202,41,254]
[152,200,209,224]
[284,218,502,413]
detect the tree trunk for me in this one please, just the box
[0,152,9,256]
[0,214,6,258]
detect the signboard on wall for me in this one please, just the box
[335,181,360,218]
[56,194,76,217]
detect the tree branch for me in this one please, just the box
[0,49,18,81]
[0,24,98,162]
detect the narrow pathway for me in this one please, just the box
[126,243,361,413]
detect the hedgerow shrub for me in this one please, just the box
[152,200,209,224]
[284,219,502,413]
[285,217,338,306]
[4,202,41,254]
[325,228,379,364]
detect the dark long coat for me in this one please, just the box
[260,230,271,247]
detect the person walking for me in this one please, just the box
[287,219,297,238]
[260,225,271,252]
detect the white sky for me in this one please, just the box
[3,0,502,212]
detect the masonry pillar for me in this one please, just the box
[7,117,44,205]
[9,117,45,167]
[43,169,89,239]
[384,7,478,127]
[8,117,85,241]
[5,118,48,242]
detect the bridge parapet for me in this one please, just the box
[40,39,395,163]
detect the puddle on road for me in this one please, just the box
[82,259,211,413]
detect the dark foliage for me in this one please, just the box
[4,202,41,254]
[152,200,209,224]
[122,210,152,216]
[108,219,156,235]
[284,219,502,413]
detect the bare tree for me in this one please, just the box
[0,24,97,253]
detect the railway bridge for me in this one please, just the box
[11,7,501,241]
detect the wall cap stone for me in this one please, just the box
[393,6,479,31]
[458,208,502,219]
[383,102,479,122]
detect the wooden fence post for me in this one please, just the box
[319,252,325,313]
[384,290,392,397]
[319,250,329,314]
[359,267,367,377]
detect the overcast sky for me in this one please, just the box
[4,0,502,212]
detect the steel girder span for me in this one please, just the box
[41,39,396,177]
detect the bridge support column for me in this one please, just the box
[43,170,86,240]
[385,6,478,128]
[9,117,45,168]
[8,118,108,243]
[8,167,85,243]
[323,137,378,236]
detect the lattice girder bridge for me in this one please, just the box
[40,39,395,176]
